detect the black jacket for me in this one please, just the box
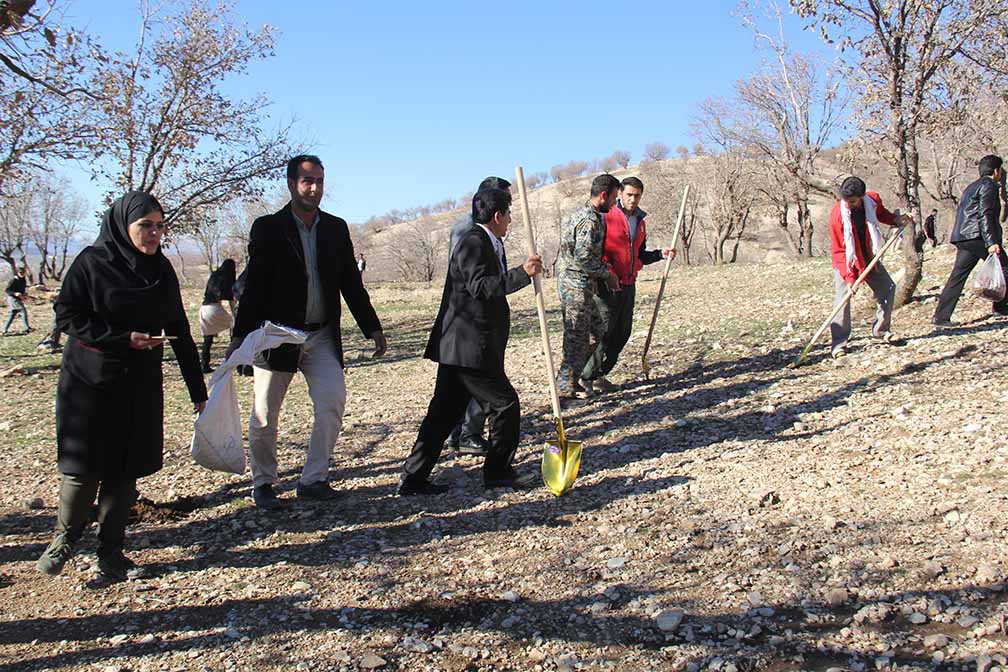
[5,276,26,298]
[424,226,530,372]
[233,203,381,371]
[54,247,207,479]
[952,176,1003,247]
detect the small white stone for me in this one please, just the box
[655,609,685,631]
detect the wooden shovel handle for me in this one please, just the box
[641,185,691,364]
[515,166,565,429]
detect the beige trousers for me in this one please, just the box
[248,326,346,487]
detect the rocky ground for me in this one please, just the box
[1,245,1006,672]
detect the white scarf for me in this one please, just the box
[841,195,883,270]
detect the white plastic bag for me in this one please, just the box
[972,254,1007,302]
[190,321,306,474]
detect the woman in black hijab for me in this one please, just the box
[36,191,208,584]
[198,258,237,372]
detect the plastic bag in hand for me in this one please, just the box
[972,254,1006,302]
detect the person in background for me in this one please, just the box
[555,174,621,398]
[924,208,939,248]
[199,258,237,373]
[581,176,674,393]
[35,191,207,584]
[3,267,31,335]
[357,253,366,279]
[934,154,1007,327]
[828,176,912,358]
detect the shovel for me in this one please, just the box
[640,184,691,378]
[793,226,904,367]
[514,165,584,496]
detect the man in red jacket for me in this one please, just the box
[829,176,912,359]
[582,177,673,391]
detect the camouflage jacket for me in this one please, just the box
[557,201,611,280]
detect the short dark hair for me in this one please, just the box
[931,208,938,213]
[286,154,324,181]
[591,174,621,198]
[839,176,866,199]
[478,176,511,191]
[979,154,1003,177]
[472,188,512,225]
[621,176,644,192]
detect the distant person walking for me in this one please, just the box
[934,154,1008,327]
[35,191,207,584]
[444,176,513,457]
[3,267,31,335]
[924,209,939,248]
[357,253,366,278]
[828,176,912,358]
[230,154,386,509]
[581,176,674,393]
[555,174,621,398]
[199,258,237,373]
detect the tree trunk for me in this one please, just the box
[777,202,802,256]
[798,196,813,258]
[894,133,925,309]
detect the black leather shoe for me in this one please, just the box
[296,480,339,501]
[457,436,490,456]
[252,484,286,509]
[443,433,460,450]
[484,471,538,490]
[396,479,450,496]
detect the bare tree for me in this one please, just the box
[91,0,296,235]
[389,221,442,282]
[791,0,1008,307]
[644,142,671,162]
[0,2,102,195]
[612,150,632,169]
[732,0,849,257]
[693,110,760,265]
[29,172,88,281]
[0,176,33,275]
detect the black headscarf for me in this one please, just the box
[95,191,170,284]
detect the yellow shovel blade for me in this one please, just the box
[541,438,584,496]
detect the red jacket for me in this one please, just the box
[829,192,897,284]
[602,204,662,286]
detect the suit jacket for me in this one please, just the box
[233,203,381,371]
[424,226,530,372]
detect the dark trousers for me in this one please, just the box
[56,474,138,553]
[934,239,1008,322]
[449,397,487,443]
[201,336,215,369]
[402,364,520,485]
[2,305,29,333]
[582,283,635,380]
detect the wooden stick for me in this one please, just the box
[641,184,691,377]
[793,227,904,367]
[515,166,566,440]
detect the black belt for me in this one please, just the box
[304,321,329,332]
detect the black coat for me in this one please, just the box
[54,248,207,479]
[952,176,1003,247]
[233,204,381,371]
[424,226,530,372]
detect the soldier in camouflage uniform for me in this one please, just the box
[555,174,622,398]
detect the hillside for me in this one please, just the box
[357,153,941,284]
[0,247,1005,671]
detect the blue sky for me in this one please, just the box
[60,0,833,225]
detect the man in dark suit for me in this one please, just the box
[231,155,386,508]
[398,187,543,494]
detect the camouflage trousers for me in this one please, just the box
[556,274,609,386]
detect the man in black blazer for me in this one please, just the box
[231,155,386,508]
[398,188,543,494]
